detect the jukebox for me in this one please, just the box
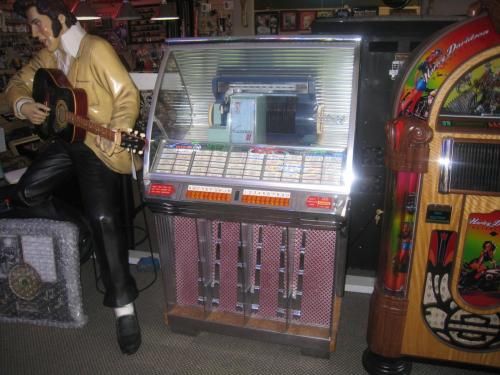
[142,36,360,357]
[364,11,500,374]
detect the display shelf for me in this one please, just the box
[128,5,166,45]
[0,9,41,93]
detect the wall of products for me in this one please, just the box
[0,7,41,92]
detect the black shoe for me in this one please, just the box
[116,314,141,355]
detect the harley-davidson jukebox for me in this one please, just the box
[363,12,500,374]
[142,36,360,356]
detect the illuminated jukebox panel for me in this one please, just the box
[143,37,360,356]
[364,14,500,374]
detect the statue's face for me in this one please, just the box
[26,6,65,53]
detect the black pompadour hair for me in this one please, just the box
[13,0,77,37]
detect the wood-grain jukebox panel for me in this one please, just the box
[364,13,500,374]
[400,49,500,367]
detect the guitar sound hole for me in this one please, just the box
[55,100,68,131]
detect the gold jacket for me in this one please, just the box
[5,34,142,174]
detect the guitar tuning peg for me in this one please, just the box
[140,133,145,138]
[126,128,132,133]
[139,150,143,155]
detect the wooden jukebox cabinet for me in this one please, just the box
[363,12,500,374]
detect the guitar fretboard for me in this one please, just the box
[66,112,115,142]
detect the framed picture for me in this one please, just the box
[299,11,316,31]
[352,6,378,17]
[316,10,334,18]
[8,135,41,157]
[255,12,279,35]
[280,11,297,32]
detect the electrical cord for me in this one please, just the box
[347,197,385,249]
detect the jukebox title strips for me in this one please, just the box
[153,143,345,186]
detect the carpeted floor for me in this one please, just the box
[0,261,496,375]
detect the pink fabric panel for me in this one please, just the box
[300,229,336,327]
[174,217,200,306]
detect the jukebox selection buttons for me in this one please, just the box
[154,144,347,188]
[241,189,290,207]
[186,185,232,202]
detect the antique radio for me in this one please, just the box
[364,13,500,374]
[142,36,360,357]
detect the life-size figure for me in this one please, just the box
[5,0,142,354]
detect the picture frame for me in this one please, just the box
[255,12,279,35]
[299,11,316,31]
[352,6,379,17]
[316,10,334,18]
[280,11,297,32]
[8,135,41,157]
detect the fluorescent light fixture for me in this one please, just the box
[73,0,101,21]
[151,0,179,21]
[115,0,142,21]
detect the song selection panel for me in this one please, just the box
[154,146,344,186]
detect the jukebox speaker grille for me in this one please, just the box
[174,216,200,307]
[213,221,240,313]
[439,139,500,194]
[166,216,337,328]
[298,229,336,326]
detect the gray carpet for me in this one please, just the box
[0,262,495,375]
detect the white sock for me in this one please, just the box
[114,303,135,318]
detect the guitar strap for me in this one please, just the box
[131,156,137,181]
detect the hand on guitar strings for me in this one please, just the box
[21,101,51,125]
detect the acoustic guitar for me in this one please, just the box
[32,68,145,154]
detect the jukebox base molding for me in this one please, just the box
[164,304,339,358]
[362,349,412,375]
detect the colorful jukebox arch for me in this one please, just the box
[363,11,500,375]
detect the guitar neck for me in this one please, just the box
[66,112,116,142]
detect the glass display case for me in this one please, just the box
[142,36,360,357]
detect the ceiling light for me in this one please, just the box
[73,0,101,21]
[151,0,179,21]
[115,0,142,21]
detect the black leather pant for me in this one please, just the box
[15,139,138,308]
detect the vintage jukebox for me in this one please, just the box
[363,13,500,374]
[142,36,360,357]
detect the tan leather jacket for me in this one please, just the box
[5,34,142,174]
